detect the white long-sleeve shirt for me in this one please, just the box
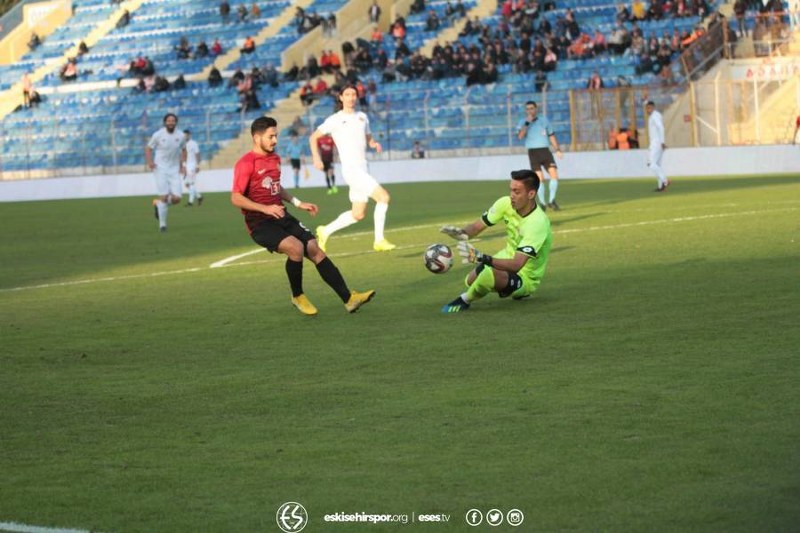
[648,110,665,149]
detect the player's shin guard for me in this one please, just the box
[315,257,351,302]
[285,258,304,297]
[189,185,197,204]
[466,266,494,302]
[549,179,559,203]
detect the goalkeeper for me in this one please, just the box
[440,169,552,313]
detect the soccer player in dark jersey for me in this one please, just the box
[231,116,375,316]
[316,133,338,195]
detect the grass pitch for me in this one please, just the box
[1,175,799,532]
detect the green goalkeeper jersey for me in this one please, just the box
[482,196,552,287]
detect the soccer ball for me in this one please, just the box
[423,244,454,274]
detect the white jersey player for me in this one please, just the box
[646,100,670,192]
[146,113,186,231]
[183,129,203,206]
[309,85,396,252]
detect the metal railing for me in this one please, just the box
[0,105,244,179]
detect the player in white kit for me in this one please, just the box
[309,85,396,252]
[146,113,186,231]
[646,100,670,192]
[183,129,203,206]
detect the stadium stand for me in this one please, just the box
[2,0,791,178]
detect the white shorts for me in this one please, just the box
[184,167,198,186]
[342,165,380,203]
[155,167,182,197]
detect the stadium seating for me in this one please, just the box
[38,0,292,86]
[0,0,725,175]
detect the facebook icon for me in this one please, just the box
[466,509,483,526]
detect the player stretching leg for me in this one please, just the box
[309,85,396,253]
[231,117,375,315]
[440,170,552,313]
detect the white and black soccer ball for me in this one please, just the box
[423,244,454,274]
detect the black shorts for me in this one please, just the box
[290,158,301,170]
[248,212,314,253]
[527,148,556,171]
[321,158,333,172]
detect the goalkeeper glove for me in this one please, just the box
[440,225,469,241]
[457,241,493,266]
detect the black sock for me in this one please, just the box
[315,257,350,302]
[285,258,303,297]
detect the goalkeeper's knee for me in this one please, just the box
[467,264,495,300]
[463,263,486,288]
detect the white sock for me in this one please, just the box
[189,185,196,204]
[549,179,559,203]
[325,211,358,235]
[157,200,168,227]
[373,202,389,242]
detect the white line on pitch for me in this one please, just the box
[209,248,265,268]
[1,207,796,294]
[0,521,102,533]
[209,221,453,269]
[556,207,799,234]
[0,267,203,293]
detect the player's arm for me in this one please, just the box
[145,145,155,170]
[231,192,285,218]
[309,129,324,170]
[549,133,563,158]
[366,133,382,153]
[516,120,527,140]
[441,218,487,240]
[457,243,530,273]
[180,147,187,172]
[279,187,318,216]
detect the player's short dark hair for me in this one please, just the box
[645,100,655,107]
[183,129,190,134]
[163,113,178,124]
[510,169,540,191]
[251,116,278,136]
[525,100,537,108]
